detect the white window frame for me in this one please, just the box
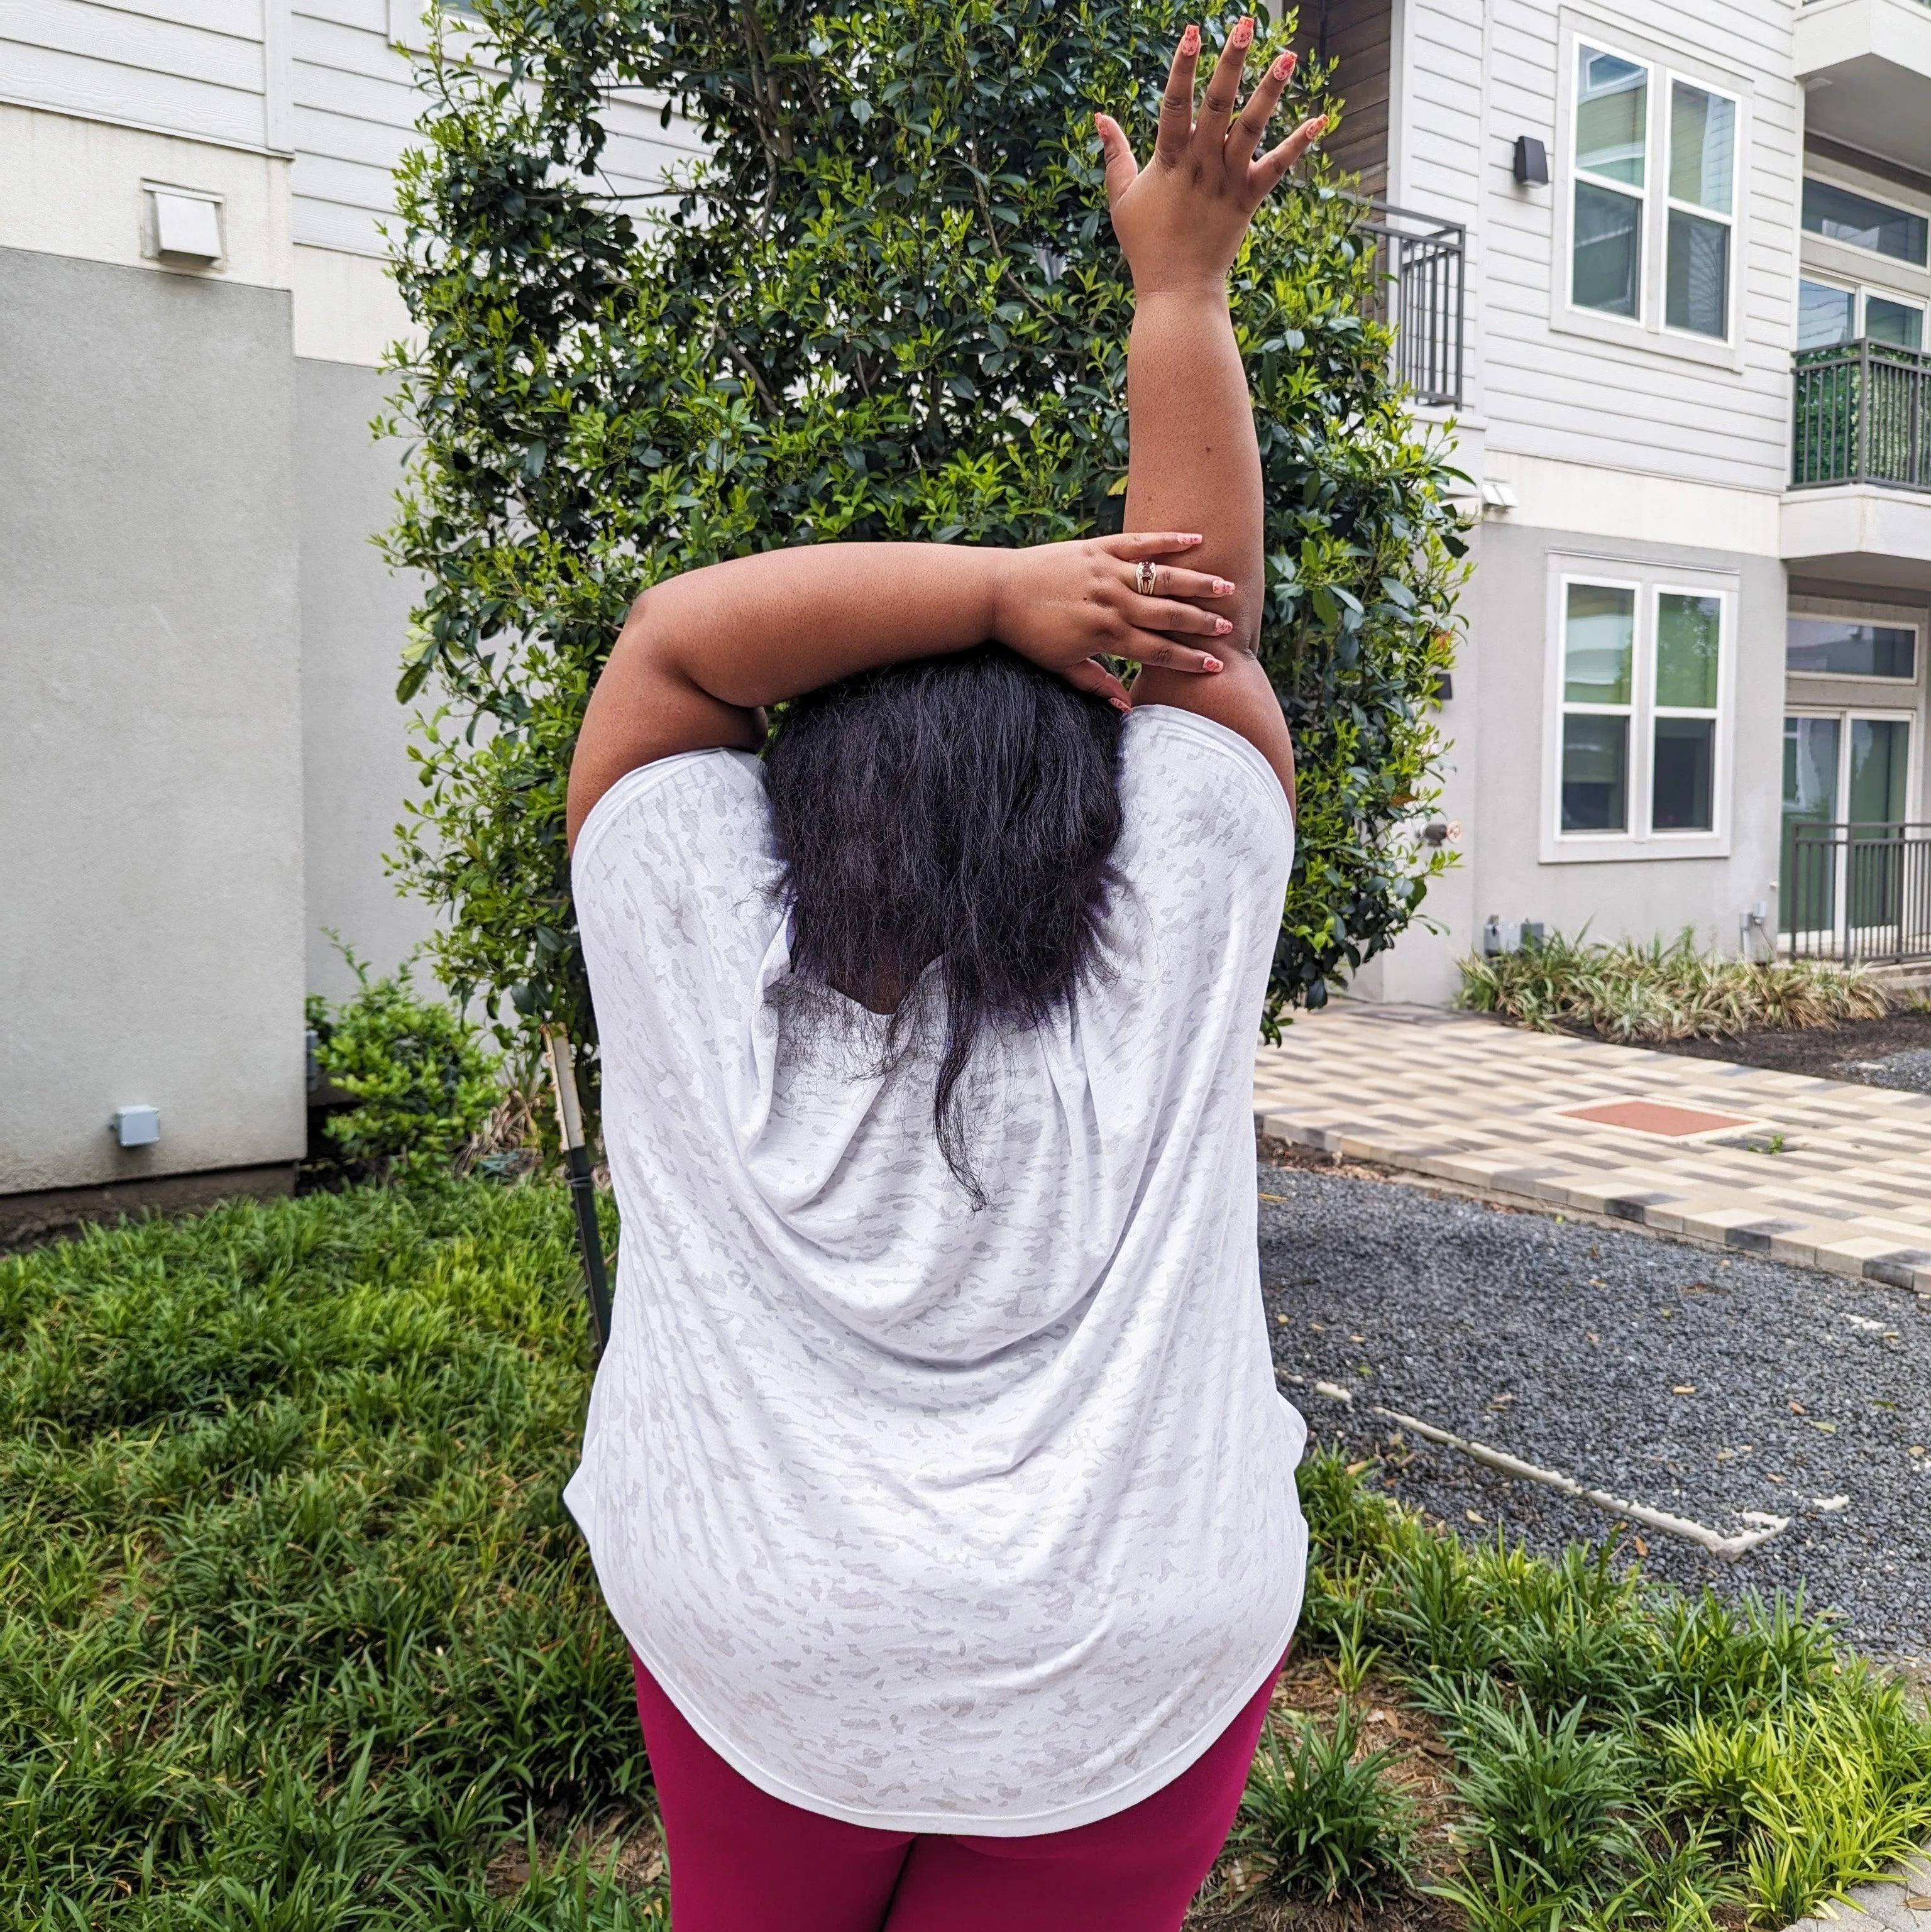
[1785,596,1925,688]
[1660,75,1741,346]
[1783,707,1920,823]
[1551,16,1751,371]
[1542,559,1739,863]
[1799,174,1931,272]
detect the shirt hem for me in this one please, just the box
[613,1564,1307,1839]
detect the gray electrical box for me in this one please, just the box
[113,1105,160,1147]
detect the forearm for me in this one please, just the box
[568,544,1000,845]
[1122,290,1264,655]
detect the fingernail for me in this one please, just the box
[1213,618,1233,635]
[1111,698,1131,713]
[1273,52,1295,80]
[1183,532,1203,544]
[1233,16,1254,47]
[1214,578,1235,595]
[1204,656,1225,672]
[1180,23,1199,52]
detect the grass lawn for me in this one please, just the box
[4,1178,1927,1929]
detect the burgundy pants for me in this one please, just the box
[632,1651,1282,1931]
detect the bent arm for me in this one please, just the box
[566,545,998,849]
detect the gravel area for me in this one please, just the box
[1258,1161,1931,1657]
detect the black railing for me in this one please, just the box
[1791,339,1931,490]
[1781,820,1931,964]
[1357,199,1466,409]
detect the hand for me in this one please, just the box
[989,532,1237,707]
[1095,21,1326,297]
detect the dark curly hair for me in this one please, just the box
[762,644,1125,1206]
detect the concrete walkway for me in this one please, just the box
[1253,1002,1931,1296]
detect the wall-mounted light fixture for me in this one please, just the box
[1512,136,1549,187]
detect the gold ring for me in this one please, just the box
[1135,561,1157,596]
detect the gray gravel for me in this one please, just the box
[1257,1162,1931,1657]
[1852,1048,1931,1094]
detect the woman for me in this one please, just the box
[563,23,1324,1931]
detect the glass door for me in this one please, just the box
[1781,713,1913,946]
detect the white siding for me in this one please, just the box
[1409,0,1803,494]
[292,0,705,255]
[1,0,268,148]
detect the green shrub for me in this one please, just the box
[1456,928,1890,1042]
[308,952,500,1178]
[383,0,1469,1056]
[1236,1697,1417,1899]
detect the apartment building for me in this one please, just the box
[1318,0,1931,1004]
[4,0,1928,1222]
[0,3,693,1231]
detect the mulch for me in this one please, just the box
[1585,1006,1931,1084]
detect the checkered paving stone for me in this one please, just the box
[1253,1002,1931,1296]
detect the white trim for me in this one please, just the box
[1542,557,1740,864]
[263,0,294,156]
[0,92,285,161]
[1785,601,1924,685]
[1659,74,1741,346]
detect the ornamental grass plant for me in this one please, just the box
[1455,929,1890,1044]
[1248,1448,1931,1928]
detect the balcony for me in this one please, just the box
[1783,341,1931,590]
[1358,199,1466,409]
[1796,0,1931,175]
[1782,820,1931,965]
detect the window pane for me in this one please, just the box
[1848,717,1909,823]
[1576,47,1648,186]
[1864,295,1925,349]
[1781,716,1842,933]
[1653,717,1715,830]
[1802,178,1930,266]
[1562,715,1629,832]
[1665,210,1729,336]
[1670,82,1734,212]
[1564,583,1635,702]
[1574,184,1642,316]
[1786,618,1917,678]
[1798,280,1856,348]
[1656,592,1721,707]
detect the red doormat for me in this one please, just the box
[1558,1098,1756,1138]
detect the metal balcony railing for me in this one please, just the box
[1356,199,1466,409]
[1781,820,1931,965]
[1791,339,1931,490]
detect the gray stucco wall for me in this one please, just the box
[0,248,307,1193]
[1356,517,1788,1006]
[297,356,437,1001]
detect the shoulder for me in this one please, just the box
[573,749,769,882]
[1118,705,1295,855]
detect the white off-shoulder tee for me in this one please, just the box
[565,703,1308,1835]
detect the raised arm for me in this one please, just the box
[1096,21,1324,805]
[566,534,1236,849]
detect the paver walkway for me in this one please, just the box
[1253,1002,1931,1295]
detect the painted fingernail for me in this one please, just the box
[1273,52,1295,80]
[1214,578,1235,595]
[1233,16,1254,47]
[1180,23,1200,52]
[1204,656,1226,672]
[1111,698,1131,712]
[1213,618,1233,634]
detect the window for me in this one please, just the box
[1555,577,1729,844]
[1666,83,1734,336]
[1796,279,1926,350]
[1782,713,1914,935]
[1786,617,1919,679]
[1573,47,1649,319]
[1561,583,1636,830]
[1568,45,1739,341]
[1802,178,1929,266]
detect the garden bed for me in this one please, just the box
[1630,1006,1931,1092]
[4,1179,1927,1928]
